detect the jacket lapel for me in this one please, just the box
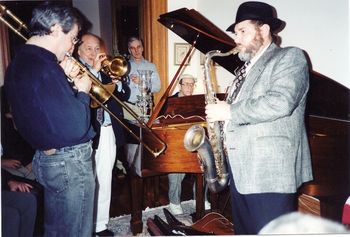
[237,43,279,100]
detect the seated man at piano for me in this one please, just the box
[166,74,210,215]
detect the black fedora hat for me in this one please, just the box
[226,1,284,32]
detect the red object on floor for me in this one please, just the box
[342,197,350,225]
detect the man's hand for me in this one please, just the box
[92,53,107,72]
[25,162,33,172]
[8,180,33,192]
[130,74,140,84]
[205,100,232,122]
[73,73,92,93]
[1,159,22,169]
[60,56,80,78]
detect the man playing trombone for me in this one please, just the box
[4,2,96,236]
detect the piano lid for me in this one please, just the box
[158,8,243,74]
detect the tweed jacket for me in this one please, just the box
[225,43,313,194]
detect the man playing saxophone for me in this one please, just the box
[4,2,96,236]
[205,1,312,234]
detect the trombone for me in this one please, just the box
[0,3,167,157]
[0,3,28,40]
[65,54,167,157]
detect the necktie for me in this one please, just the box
[97,108,104,125]
[226,61,250,104]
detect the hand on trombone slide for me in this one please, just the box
[60,56,92,93]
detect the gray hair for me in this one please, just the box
[29,1,82,36]
[259,212,349,234]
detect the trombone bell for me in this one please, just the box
[101,55,129,78]
[90,82,116,108]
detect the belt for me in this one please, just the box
[102,123,112,127]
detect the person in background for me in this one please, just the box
[205,1,312,234]
[4,2,96,236]
[2,168,37,237]
[1,93,35,180]
[166,74,210,215]
[124,36,161,119]
[76,32,130,236]
[259,212,349,234]
[123,36,161,176]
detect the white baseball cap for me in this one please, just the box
[178,74,196,82]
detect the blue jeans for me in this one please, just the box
[33,141,95,237]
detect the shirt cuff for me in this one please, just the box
[116,81,122,92]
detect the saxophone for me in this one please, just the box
[183,48,239,193]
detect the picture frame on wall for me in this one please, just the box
[174,43,191,65]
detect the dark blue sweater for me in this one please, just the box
[4,44,95,150]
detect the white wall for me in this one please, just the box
[167,0,350,93]
[72,0,113,54]
[166,0,201,95]
[73,0,101,34]
[73,0,349,90]
[257,0,349,88]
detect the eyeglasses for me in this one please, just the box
[72,36,80,45]
[180,82,195,88]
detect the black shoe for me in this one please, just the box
[113,167,126,179]
[94,229,114,236]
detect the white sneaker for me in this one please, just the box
[169,203,184,215]
[192,200,211,210]
[205,201,211,210]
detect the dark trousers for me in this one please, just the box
[229,178,297,235]
[1,191,37,237]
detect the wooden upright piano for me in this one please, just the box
[128,8,350,234]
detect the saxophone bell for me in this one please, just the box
[184,124,229,193]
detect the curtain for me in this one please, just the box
[139,0,168,106]
[0,23,10,87]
